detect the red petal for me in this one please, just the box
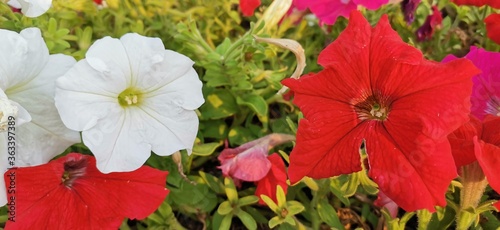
[255,153,288,205]
[4,153,168,230]
[482,115,500,146]
[240,0,261,16]
[474,137,500,194]
[448,116,482,167]
[494,201,500,210]
[367,122,456,211]
[452,0,500,8]
[485,14,500,45]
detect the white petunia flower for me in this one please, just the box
[0,28,81,205]
[7,0,52,17]
[55,33,205,173]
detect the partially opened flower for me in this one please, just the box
[416,6,443,41]
[55,33,204,173]
[448,115,500,223]
[0,28,80,206]
[293,0,389,24]
[240,0,261,16]
[485,13,500,45]
[218,134,295,183]
[7,0,52,17]
[282,11,479,211]
[443,46,500,120]
[255,153,288,205]
[451,0,500,8]
[3,153,169,229]
[401,0,421,24]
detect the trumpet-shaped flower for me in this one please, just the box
[282,11,479,211]
[55,33,204,173]
[3,153,169,229]
[7,0,52,17]
[443,46,500,120]
[0,28,80,206]
[255,153,288,205]
[293,0,389,24]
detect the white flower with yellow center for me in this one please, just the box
[0,28,81,205]
[55,33,204,173]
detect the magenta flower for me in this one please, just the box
[293,0,389,25]
[416,6,443,41]
[401,0,422,24]
[443,46,500,120]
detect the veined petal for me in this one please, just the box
[448,116,482,167]
[367,121,456,211]
[474,138,500,195]
[119,33,168,86]
[86,36,132,86]
[138,96,200,156]
[55,60,123,131]
[82,108,150,173]
[0,28,49,90]
[139,50,196,94]
[145,68,204,111]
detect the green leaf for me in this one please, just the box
[224,177,239,203]
[330,178,351,206]
[341,173,360,197]
[199,171,224,194]
[236,93,268,119]
[317,199,344,229]
[276,185,287,207]
[238,195,259,207]
[269,216,283,228]
[260,194,279,212]
[286,201,305,216]
[199,88,238,119]
[215,38,232,55]
[192,142,222,156]
[236,210,257,230]
[220,214,233,230]
[218,201,233,215]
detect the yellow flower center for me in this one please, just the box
[118,88,143,107]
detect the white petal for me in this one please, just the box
[136,50,195,92]
[55,60,125,131]
[16,0,52,17]
[146,68,204,110]
[7,53,79,165]
[86,36,132,86]
[139,93,200,155]
[82,107,151,173]
[0,28,49,90]
[7,0,21,9]
[119,33,167,86]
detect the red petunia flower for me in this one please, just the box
[94,0,103,4]
[282,11,480,211]
[416,6,443,41]
[485,13,500,45]
[451,0,500,8]
[443,46,500,120]
[255,153,288,205]
[448,115,500,203]
[240,0,261,16]
[3,153,169,230]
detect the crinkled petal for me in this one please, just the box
[256,153,288,205]
[82,108,150,173]
[474,138,500,195]
[3,153,168,229]
[85,36,132,87]
[367,121,456,211]
[9,54,80,165]
[448,116,482,167]
[303,0,357,24]
[143,65,203,111]
[0,28,48,90]
[55,60,122,131]
[485,14,500,45]
[240,0,261,16]
[119,33,167,86]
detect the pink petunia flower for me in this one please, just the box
[443,46,500,120]
[3,153,169,229]
[293,0,389,24]
[282,10,479,212]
